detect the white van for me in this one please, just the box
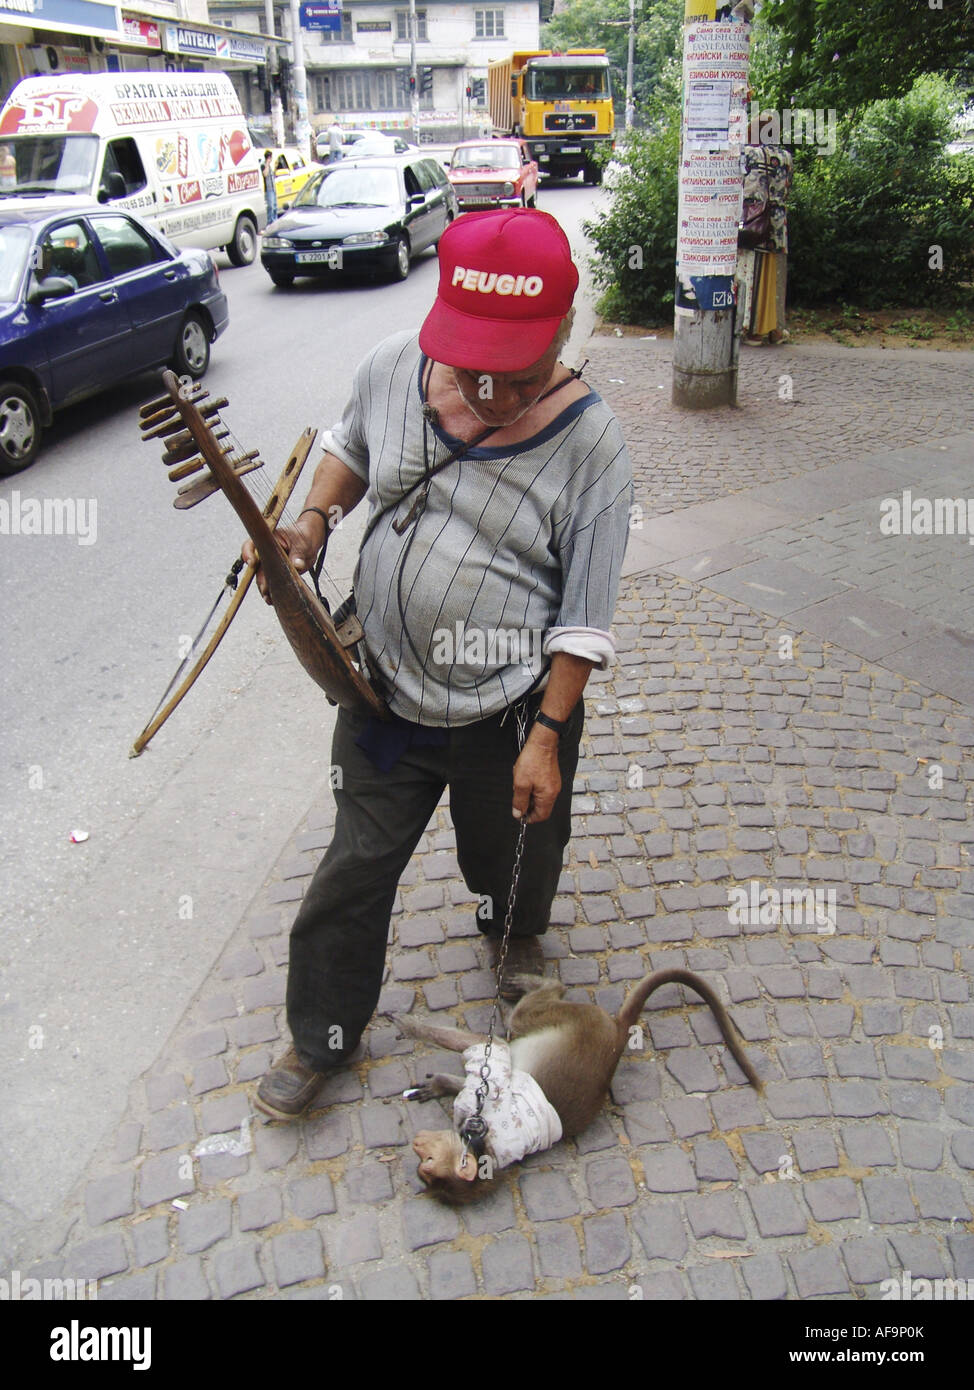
[0,71,264,265]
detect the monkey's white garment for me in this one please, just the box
[453,1042,563,1169]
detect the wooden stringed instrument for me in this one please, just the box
[134,370,389,749]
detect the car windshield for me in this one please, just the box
[527,68,610,100]
[452,146,519,170]
[2,134,100,194]
[293,165,400,209]
[0,224,31,300]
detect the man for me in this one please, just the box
[247,209,633,1120]
[262,150,278,226]
[326,119,344,163]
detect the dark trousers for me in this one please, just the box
[287,698,584,1070]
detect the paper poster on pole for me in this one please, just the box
[685,80,732,146]
[677,149,743,275]
[677,22,749,285]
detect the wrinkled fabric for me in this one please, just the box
[454,1041,562,1169]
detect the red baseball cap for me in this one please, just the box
[419,208,579,372]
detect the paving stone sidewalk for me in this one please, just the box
[26,339,974,1300]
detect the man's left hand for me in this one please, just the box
[512,737,561,825]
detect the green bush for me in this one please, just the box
[788,76,974,306]
[582,109,680,326]
[584,73,974,320]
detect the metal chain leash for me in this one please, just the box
[460,700,529,1152]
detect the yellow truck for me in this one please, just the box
[487,50,614,183]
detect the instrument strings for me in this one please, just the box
[218,420,347,610]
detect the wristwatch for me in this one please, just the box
[534,710,570,736]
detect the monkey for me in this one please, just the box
[388,968,763,1203]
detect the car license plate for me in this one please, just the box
[296,250,336,263]
[561,145,582,154]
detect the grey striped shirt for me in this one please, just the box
[322,330,633,726]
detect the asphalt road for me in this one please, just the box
[0,177,603,1264]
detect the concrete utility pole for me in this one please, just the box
[288,0,313,158]
[409,0,420,145]
[671,9,748,409]
[265,0,285,146]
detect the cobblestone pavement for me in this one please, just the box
[26,339,974,1300]
[584,336,974,517]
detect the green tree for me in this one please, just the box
[542,0,684,115]
[761,0,974,110]
[787,75,974,306]
[582,97,682,323]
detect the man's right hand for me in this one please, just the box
[242,514,324,605]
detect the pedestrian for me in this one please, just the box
[326,118,344,163]
[262,149,278,226]
[737,116,793,346]
[0,144,16,189]
[244,209,634,1121]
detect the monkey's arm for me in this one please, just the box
[385,1013,483,1054]
[405,1073,466,1102]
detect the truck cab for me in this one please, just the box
[488,50,614,183]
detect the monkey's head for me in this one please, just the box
[413,1129,498,1204]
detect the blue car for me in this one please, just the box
[0,198,229,472]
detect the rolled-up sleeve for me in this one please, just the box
[319,353,372,482]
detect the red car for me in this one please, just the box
[446,138,539,211]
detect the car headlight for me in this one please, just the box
[262,235,290,249]
[502,182,515,196]
[342,231,389,245]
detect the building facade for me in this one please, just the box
[0,1,271,110]
[212,1,540,142]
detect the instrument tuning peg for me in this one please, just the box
[139,393,175,418]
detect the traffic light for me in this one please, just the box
[465,84,472,99]
[472,78,485,101]
[409,74,416,93]
[420,66,433,95]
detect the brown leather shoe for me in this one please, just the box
[486,933,545,999]
[255,1046,325,1120]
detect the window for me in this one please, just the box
[318,10,353,42]
[474,9,504,39]
[319,70,413,113]
[102,138,148,198]
[395,9,427,40]
[40,222,104,289]
[413,160,436,192]
[423,159,449,188]
[90,215,165,276]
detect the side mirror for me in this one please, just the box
[28,276,76,305]
[408,191,425,205]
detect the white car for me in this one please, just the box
[316,129,417,159]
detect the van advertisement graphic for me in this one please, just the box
[197,131,221,174]
[178,180,202,205]
[0,92,99,135]
[154,133,189,179]
[228,169,259,194]
[219,129,251,168]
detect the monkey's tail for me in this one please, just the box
[618,969,763,1092]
